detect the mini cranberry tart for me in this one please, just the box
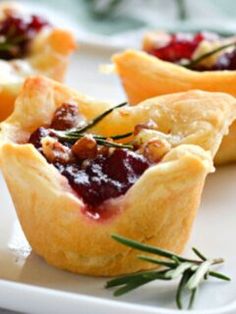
[2,76,236,276]
[143,31,236,71]
[113,31,236,107]
[0,2,76,121]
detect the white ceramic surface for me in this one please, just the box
[1,46,236,314]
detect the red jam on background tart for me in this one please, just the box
[0,8,49,60]
[143,31,236,71]
[2,76,236,276]
[0,2,76,121]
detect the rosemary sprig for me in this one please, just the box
[56,131,132,142]
[184,41,236,69]
[55,131,133,149]
[106,234,230,310]
[72,102,127,134]
[53,102,133,150]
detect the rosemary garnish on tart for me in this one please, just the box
[54,102,134,149]
[183,41,236,69]
[106,234,230,310]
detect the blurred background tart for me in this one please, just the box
[0,2,76,121]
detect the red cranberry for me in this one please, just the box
[57,149,151,208]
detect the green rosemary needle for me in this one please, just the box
[106,234,230,310]
[184,41,236,69]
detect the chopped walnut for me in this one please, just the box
[72,135,97,160]
[51,103,83,130]
[143,138,171,163]
[41,137,74,164]
[134,119,158,135]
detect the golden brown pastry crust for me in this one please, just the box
[113,50,236,164]
[3,76,236,276]
[0,2,76,121]
[113,50,236,104]
[1,142,212,276]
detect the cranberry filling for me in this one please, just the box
[147,32,217,63]
[28,104,152,218]
[54,149,150,208]
[0,13,49,60]
[145,31,236,71]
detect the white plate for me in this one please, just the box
[1,44,236,314]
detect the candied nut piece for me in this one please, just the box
[143,138,171,163]
[51,103,82,130]
[72,134,97,160]
[41,136,73,164]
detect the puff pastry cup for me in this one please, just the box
[1,76,236,276]
[0,2,76,121]
[113,50,236,164]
